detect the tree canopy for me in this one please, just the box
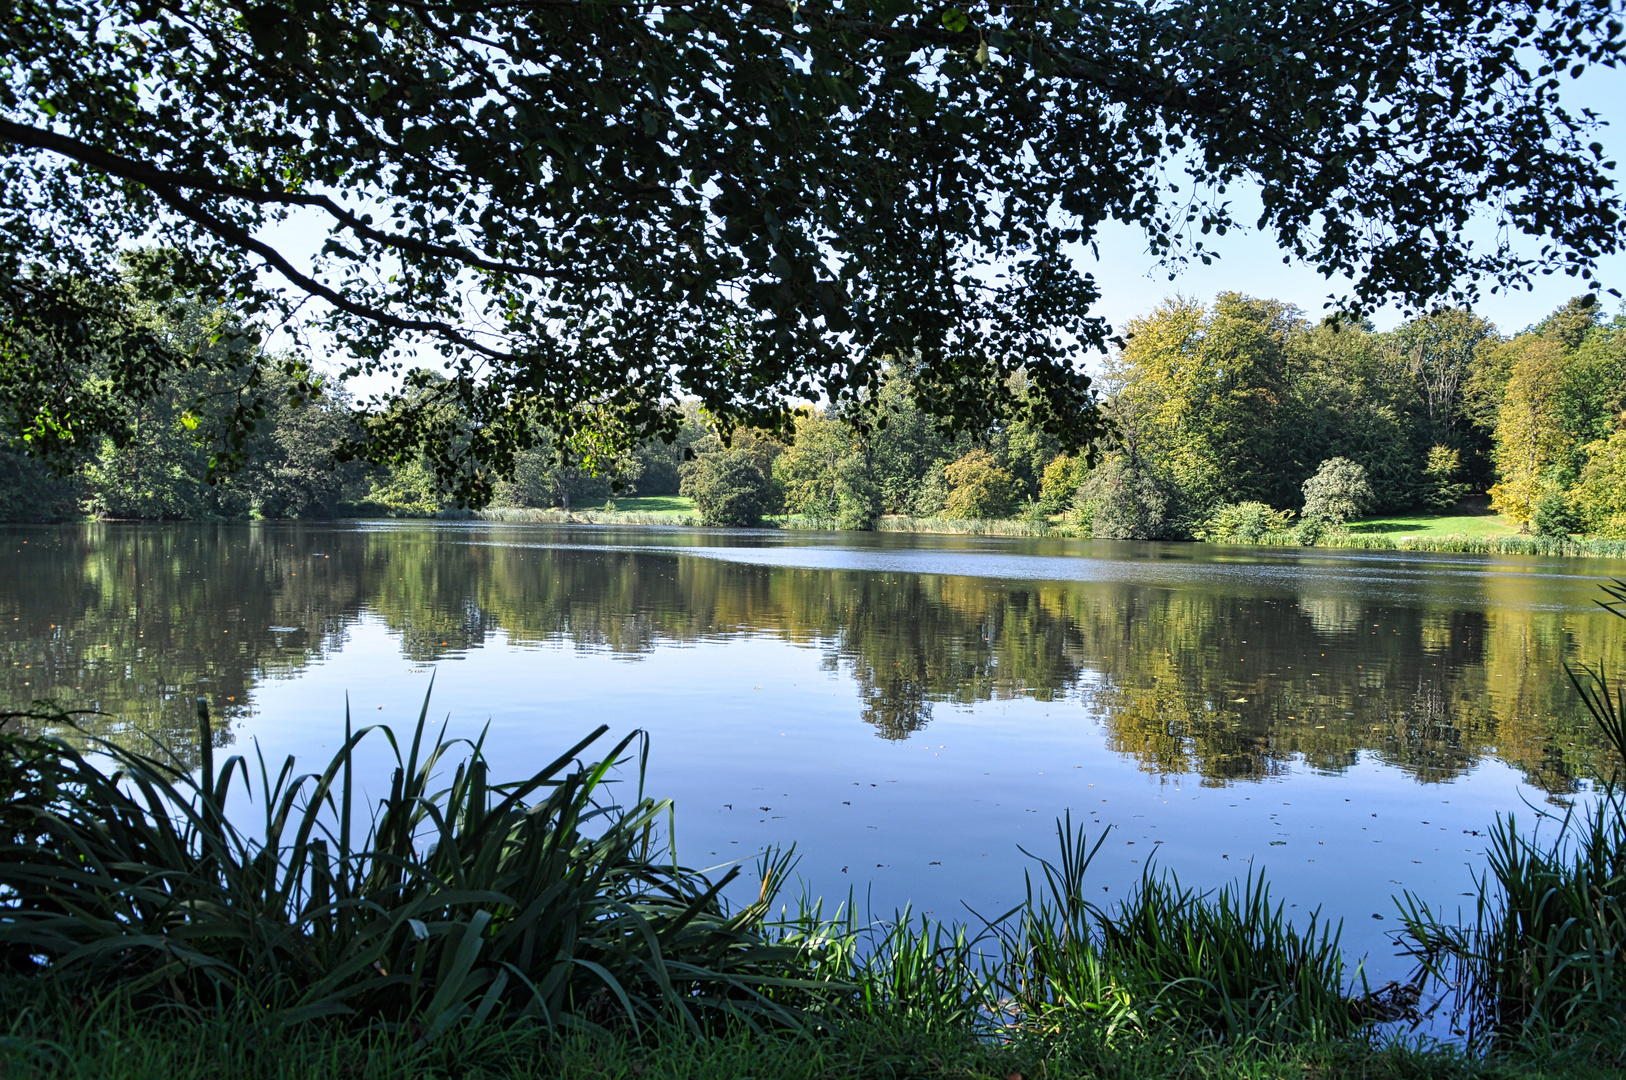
[3,0,1623,502]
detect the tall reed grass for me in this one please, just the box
[0,691,817,1036]
[763,815,1388,1043]
[774,514,1087,536]
[997,817,1382,1041]
[873,515,1084,537]
[1239,531,1626,558]
[1399,581,1626,1045]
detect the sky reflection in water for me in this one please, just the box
[3,520,1624,985]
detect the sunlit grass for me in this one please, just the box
[572,495,695,514]
[12,984,1626,1080]
[1348,511,1519,537]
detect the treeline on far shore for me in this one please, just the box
[5,287,1624,550]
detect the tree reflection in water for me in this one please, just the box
[0,522,1618,791]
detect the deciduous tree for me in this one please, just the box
[1569,430,1626,538]
[5,0,1621,502]
[943,450,1018,519]
[1487,338,1572,529]
[682,449,773,527]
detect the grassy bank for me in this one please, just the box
[477,495,702,526]
[5,986,1624,1080]
[1346,510,1519,539]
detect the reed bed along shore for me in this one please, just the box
[469,505,1626,557]
[5,585,1626,1077]
[1251,530,1626,559]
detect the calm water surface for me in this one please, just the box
[5,521,1625,985]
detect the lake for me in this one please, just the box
[4,520,1624,988]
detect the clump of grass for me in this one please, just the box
[769,815,1385,1045]
[1400,581,1626,1045]
[993,815,1380,1043]
[0,689,817,1037]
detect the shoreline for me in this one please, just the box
[8,512,1625,559]
[467,508,1626,558]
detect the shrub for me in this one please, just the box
[1419,446,1471,511]
[681,449,772,527]
[1531,485,1580,538]
[1300,458,1373,525]
[837,464,883,530]
[1291,517,1327,546]
[907,468,950,517]
[360,460,447,517]
[943,450,1019,519]
[1197,501,1294,543]
[1078,457,1177,540]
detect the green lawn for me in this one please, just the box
[1347,508,1520,537]
[575,495,694,513]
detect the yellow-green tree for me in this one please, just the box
[1487,337,1572,529]
[1569,430,1626,538]
[774,410,855,516]
[1037,453,1086,514]
[943,450,1018,519]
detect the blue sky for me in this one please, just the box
[1075,64,1626,336]
[267,58,1626,389]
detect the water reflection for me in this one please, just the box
[0,521,1620,791]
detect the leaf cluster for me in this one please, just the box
[5,0,1622,500]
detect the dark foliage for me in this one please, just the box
[4,0,1620,499]
[682,450,774,527]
